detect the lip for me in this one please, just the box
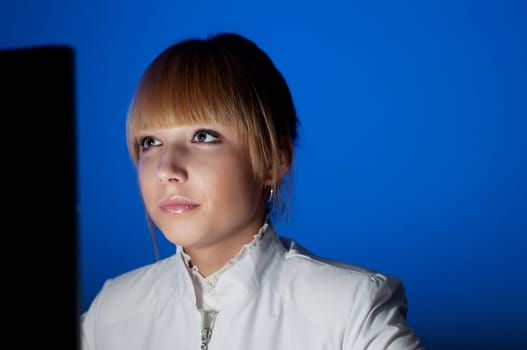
[159,196,199,214]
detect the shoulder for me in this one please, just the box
[269,236,425,348]
[84,255,183,321]
[103,255,177,294]
[80,255,192,349]
[273,236,407,321]
[278,235,402,288]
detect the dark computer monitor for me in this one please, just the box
[0,45,78,349]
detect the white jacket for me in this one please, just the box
[81,222,424,350]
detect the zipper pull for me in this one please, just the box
[199,309,218,350]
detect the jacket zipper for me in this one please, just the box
[198,309,218,350]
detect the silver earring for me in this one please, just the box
[266,188,274,204]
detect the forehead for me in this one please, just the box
[127,48,260,132]
[128,87,245,134]
[129,112,245,137]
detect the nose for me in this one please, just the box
[156,147,188,184]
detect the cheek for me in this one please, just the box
[208,161,261,206]
[137,161,147,190]
[137,160,156,205]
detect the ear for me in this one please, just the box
[277,136,293,179]
[263,136,293,187]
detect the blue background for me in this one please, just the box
[2,0,526,348]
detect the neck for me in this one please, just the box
[183,215,266,277]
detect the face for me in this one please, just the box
[136,123,266,257]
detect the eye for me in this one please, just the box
[138,136,161,151]
[191,129,221,144]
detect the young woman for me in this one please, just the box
[81,32,424,350]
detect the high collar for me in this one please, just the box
[180,220,269,284]
[171,220,285,308]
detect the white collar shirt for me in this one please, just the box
[81,222,424,350]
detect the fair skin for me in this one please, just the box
[136,123,268,276]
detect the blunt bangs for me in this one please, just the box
[126,42,262,165]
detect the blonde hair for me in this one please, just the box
[126,32,299,218]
